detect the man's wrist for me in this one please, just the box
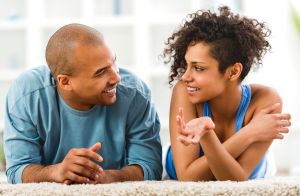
[97,165,143,183]
[95,170,115,183]
[47,163,62,182]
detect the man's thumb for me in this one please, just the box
[89,142,101,152]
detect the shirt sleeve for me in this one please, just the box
[3,83,41,184]
[125,90,162,180]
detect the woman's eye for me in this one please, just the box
[195,66,204,72]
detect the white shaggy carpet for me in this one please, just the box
[0,177,300,195]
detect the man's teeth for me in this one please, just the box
[104,87,116,93]
[187,87,200,92]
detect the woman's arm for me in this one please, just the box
[170,82,215,180]
[170,82,252,180]
[199,90,286,180]
[181,88,290,180]
[232,88,290,178]
[171,82,290,181]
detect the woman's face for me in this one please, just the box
[182,42,228,104]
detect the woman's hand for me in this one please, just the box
[176,107,215,145]
[247,103,291,142]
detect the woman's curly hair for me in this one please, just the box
[163,6,271,85]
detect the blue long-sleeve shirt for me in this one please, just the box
[4,66,162,184]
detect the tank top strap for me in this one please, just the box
[235,84,252,131]
[202,102,212,117]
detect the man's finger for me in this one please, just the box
[73,156,103,173]
[64,179,72,185]
[71,164,100,181]
[74,149,103,162]
[67,172,90,184]
[89,142,101,152]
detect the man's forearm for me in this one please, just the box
[23,164,143,184]
[22,164,60,183]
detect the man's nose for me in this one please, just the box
[110,66,121,84]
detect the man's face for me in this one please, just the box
[64,42,121,110]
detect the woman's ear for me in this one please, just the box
[227,63,243,81]
[56,74,72,90]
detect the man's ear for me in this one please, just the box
[56,74,72,90]
[226,63,243,81]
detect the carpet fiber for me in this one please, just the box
[0,177,300,195]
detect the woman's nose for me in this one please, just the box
[182,68,191,82]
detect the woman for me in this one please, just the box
[163,6,291,181]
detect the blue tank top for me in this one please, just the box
[165,84,268,180]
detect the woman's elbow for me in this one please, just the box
[178,176,201,182]
[176,172,191,181]
[229,176,248,181]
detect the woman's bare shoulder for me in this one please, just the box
[171,81,191,103]
[172,80,186,93]
[171,81,199,120]
[250,84,281,102]
[243,84,281,124]
[249,84,282,112]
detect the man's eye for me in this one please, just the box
[96,69,106,76]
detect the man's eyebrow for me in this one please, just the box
[93,56,117,76]
[93,66,108,76]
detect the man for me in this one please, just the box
[4,23,162,184]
